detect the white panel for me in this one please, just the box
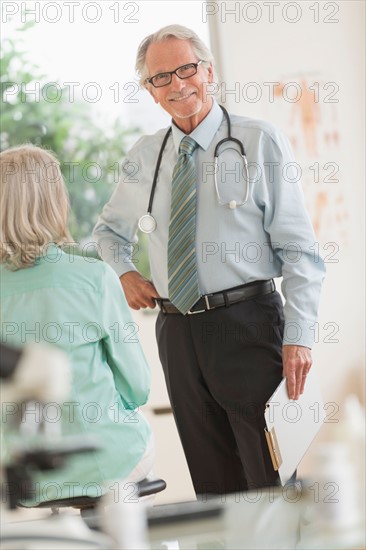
[208,1,365,414]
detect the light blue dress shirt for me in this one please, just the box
[93,101,325,348]
[1,245,151,504]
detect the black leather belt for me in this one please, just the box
[157,279,275,315]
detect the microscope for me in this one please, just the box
[0,342,114,549]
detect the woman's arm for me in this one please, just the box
[100,264,151,408]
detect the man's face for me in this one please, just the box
[145,38,213,132]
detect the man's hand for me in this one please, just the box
[282,345,312,400]
[120,271,160,310]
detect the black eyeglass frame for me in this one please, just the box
[146,60,204,88]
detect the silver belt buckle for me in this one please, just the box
[204,294,215,310]
[187,307,205,315]
[187,294,215,315]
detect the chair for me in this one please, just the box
[29,477,167,517]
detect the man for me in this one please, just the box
[93,25,325,495]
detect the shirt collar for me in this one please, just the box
[38,243,65,260]
[171,100,223,153]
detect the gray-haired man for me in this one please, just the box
[93,25,325,495]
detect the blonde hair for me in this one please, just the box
[136,24,218,88]
[0,144,73,270]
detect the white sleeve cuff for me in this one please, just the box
[283,319,315,348]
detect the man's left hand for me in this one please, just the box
[282,345,312,400]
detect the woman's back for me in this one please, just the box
[1,245,151,503]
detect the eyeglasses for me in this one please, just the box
[146,61,203,88]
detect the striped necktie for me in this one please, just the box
[168,136,200,314]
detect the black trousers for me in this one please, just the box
[155,289,285,496]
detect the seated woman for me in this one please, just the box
[0,144,154,505]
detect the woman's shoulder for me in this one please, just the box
[59,249,119,292]
[1,246,120,298]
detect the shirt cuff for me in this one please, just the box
[101,253,138,279]
[283,319,315,348]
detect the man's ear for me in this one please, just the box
[147,86,159,104]
[207,64,213,84]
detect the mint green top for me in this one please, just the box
[0,244,151,504]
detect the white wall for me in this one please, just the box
[208,0,365,405]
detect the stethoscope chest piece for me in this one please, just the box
[138,213,157,233]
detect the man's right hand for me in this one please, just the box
[120,271,160,310]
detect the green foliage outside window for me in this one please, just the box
[1,23,151,278]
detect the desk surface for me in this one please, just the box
[1,486,364,550]
[148,487,365,550]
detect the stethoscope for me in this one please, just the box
[138,105,250,234]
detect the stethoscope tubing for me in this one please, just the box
[147,126,172,215]
[138,105,249,233]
